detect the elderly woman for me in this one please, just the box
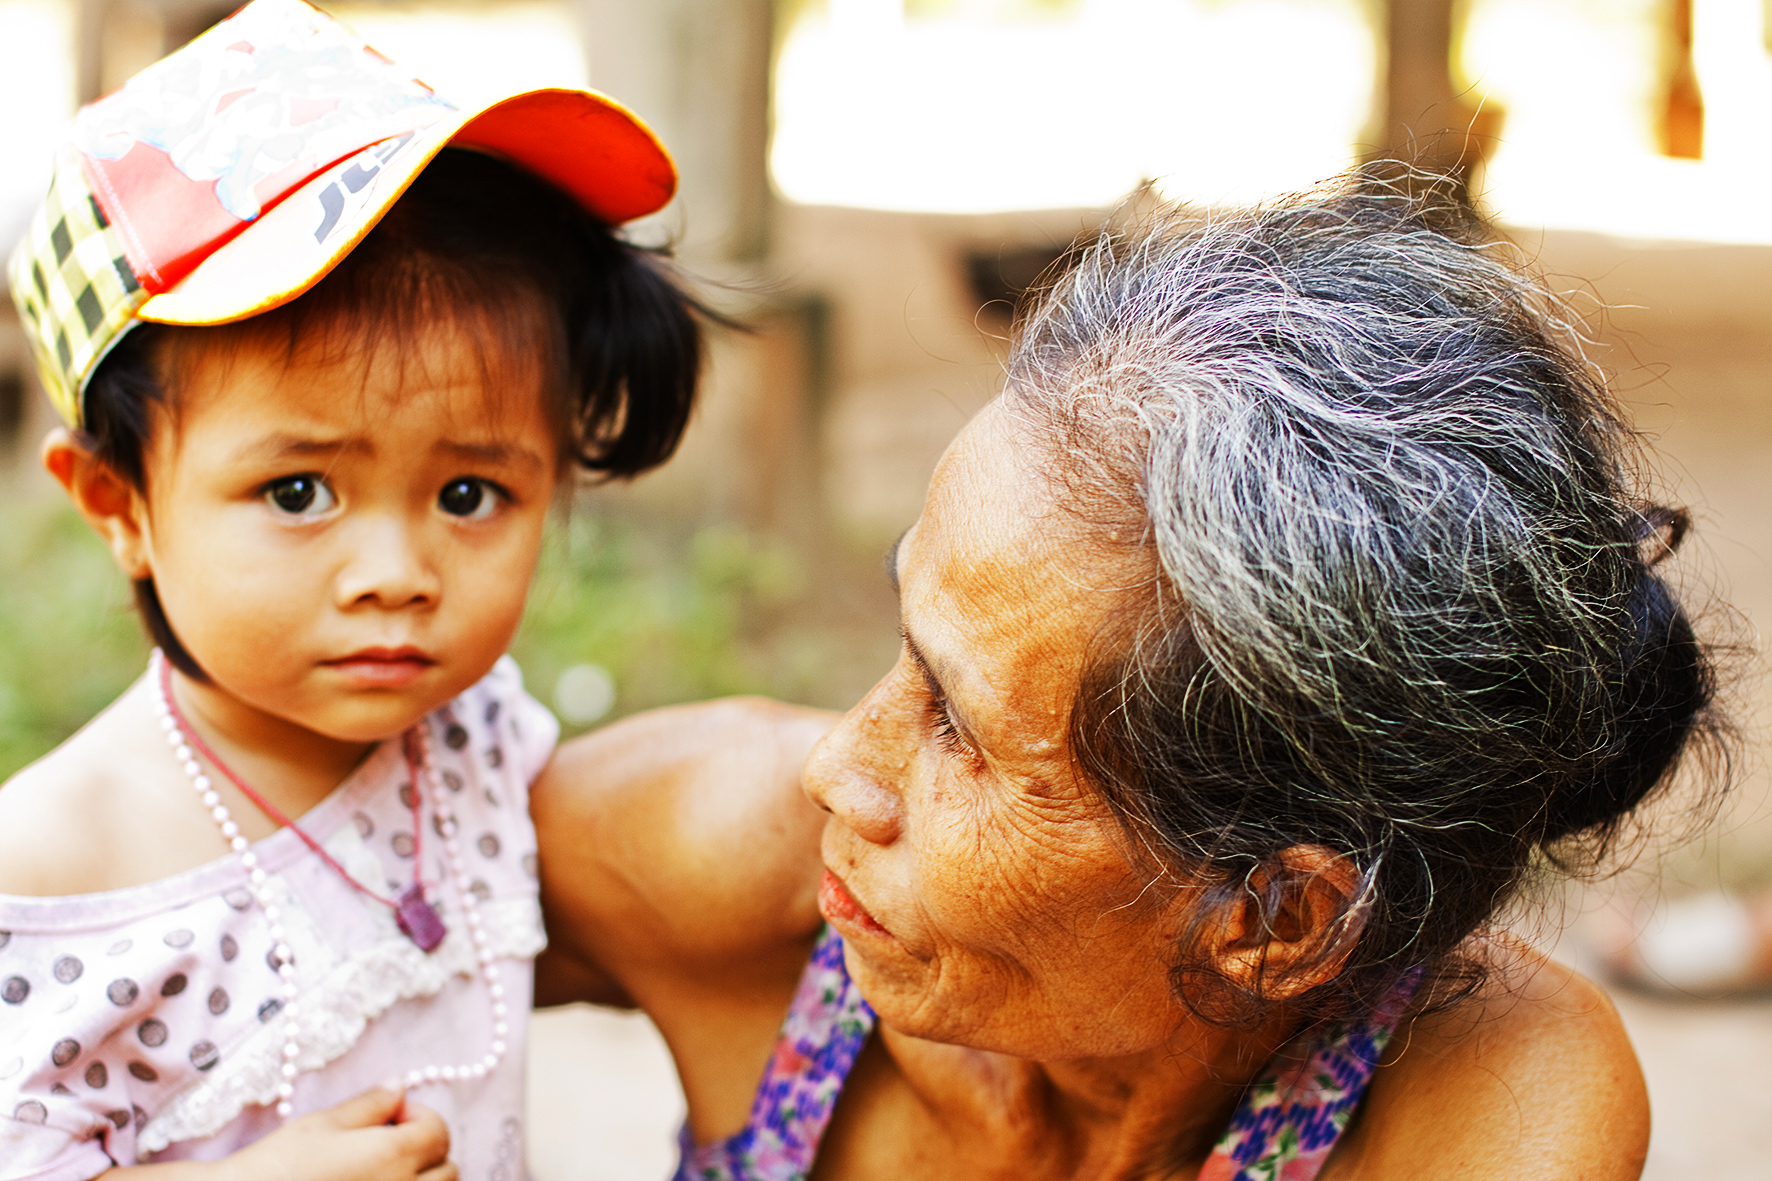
[533,178,1715,1180]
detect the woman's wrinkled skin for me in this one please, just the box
[808,398,1214,1058]
[533,397,1650,1180]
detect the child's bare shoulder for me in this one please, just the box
[0,673,194,897]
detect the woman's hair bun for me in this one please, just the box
[1543,534,1708,846]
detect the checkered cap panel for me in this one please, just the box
[6,152,148,428]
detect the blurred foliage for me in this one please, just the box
[0,501,152,779]
[0,497,884,780]
[512,507,861,738]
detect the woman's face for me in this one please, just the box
[803,397,1190,1059]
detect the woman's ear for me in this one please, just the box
[1201,845,1366,1000]
[42,427,154,580]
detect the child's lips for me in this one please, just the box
[322,647,436,688]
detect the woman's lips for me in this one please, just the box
[819,868,891,938]
[322,647,436,689]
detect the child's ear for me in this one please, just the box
[41,427,154,580]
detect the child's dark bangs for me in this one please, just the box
[275,244,563,451]
[239,179,568,451]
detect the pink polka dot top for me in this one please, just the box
[0,657,557,1181]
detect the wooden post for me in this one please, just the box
[574,0,776,264]
[1367,0,1498,185]
[1660,0,1703,159]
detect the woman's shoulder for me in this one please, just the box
[1331,949,1648,1180]
[532,697,836,985]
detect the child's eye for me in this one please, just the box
[264,475,337,517]
[438,477,503,521]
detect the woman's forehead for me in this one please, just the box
[904,404,1129,704]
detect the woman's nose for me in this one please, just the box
[802,673,912,847]
[333,514,441,610]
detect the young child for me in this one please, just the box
[0,1,700,1176]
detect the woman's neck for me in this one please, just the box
[171,668,375,826]
[874,1013,1296,1180]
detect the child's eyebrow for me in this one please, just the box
[434,440,547,471]
[234,433,369,463]
[228,436,546,472]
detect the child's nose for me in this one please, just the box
[333,515,441,609]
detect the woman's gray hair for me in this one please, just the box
[1008,171,1721,1023]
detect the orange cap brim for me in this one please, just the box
[139,87,675,327]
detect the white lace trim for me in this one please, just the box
[138,836,544,1153]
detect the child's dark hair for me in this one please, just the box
[80,148,705,679]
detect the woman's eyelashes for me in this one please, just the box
[918,672,971,760]
[263,474,337,518]
[437,477,505,521]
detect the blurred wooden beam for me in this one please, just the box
[575,0,775,264]
[73,0,236,104]
[1660,0,1703,159]
[1367,0,1497,185]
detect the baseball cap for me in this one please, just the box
[6,0,677,428]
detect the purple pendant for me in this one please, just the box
[395,884,447,952]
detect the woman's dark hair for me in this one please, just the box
[1008,169,1724,1025]
[80,148,705,679]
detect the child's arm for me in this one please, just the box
[99,1088,453,1181]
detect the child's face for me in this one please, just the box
[135,319,559,742]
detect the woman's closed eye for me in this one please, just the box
[925,683,964,755]
[903,631,976,761]
[263,474,337,518]
[437,476,506,521]
[914,661,976,762]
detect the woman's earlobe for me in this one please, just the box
[41,427,154,579]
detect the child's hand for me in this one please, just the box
[113,1087,454,1181]
[228,1087,454,1181]
[220,1085,453,1177]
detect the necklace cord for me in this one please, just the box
[149,650,507,1114]
[156,656,426,913]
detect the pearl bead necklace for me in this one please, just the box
[149,651,509,1118]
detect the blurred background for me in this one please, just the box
[3,0,1772,1176]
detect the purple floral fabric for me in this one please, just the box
[1197,974,1421,1181]
[674,926,874,1181]
[675,928,1414,1181]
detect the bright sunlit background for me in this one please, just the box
[4,5,1772,1179]
[771,0,1378,211]
[0,0,74,251]
[1467,0,1772,242]
[5,0,1772,238]
[768,0,1772,239]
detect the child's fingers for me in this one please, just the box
[416,1163,460,1181]
[387,1099,452,1169]
[316,1085,407,1129]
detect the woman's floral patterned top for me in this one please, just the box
[673,926,1415,1181]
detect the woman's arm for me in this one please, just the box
[530,697,837,1137]
[1332,953,1649,1180]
